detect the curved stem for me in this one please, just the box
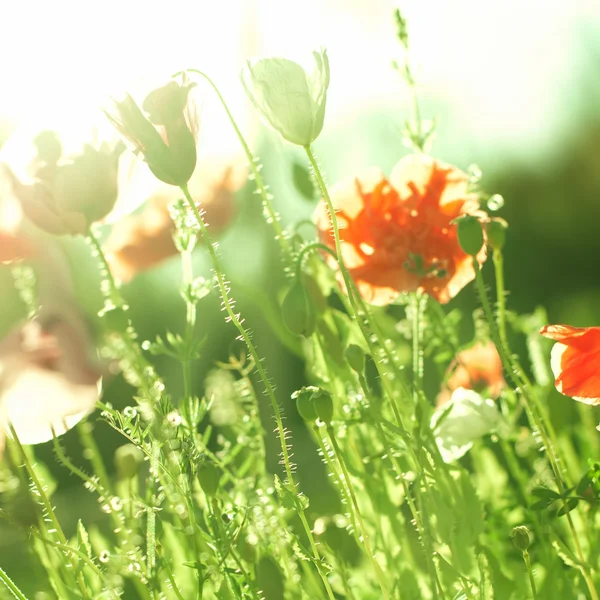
[182,68,292,263]
[522,551,538,600]
[180,183,335,600]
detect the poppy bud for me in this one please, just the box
[5,143,123,236]
[454,214,484,257]
[345,344,365,373]
[197,462,221,497]
[312,388,334,423]
[485,217,508,251]
[510,526,531,552]
[292,386,319,422]
[281,281,317,337]
[114,444,143,480]
[105,77,198,187]
[241,48,330,146]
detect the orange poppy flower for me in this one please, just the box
[540,324,600,404]
[105,160,244,282]
[437,341,505,407]
[314,154,486,305]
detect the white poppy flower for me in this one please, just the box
[0,317,101,456]
[241,48,330,146]
[431,387,505,463]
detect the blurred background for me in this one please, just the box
[1,0,600,595]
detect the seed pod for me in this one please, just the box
[510,526,531,552]
[455,214,484,257]
[281,281,317,337]
[312,388,334,423]
[485,217,508,251]
[292,386,319,422]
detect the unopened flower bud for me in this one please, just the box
[312,388,334,423]
[510,526,531,552]
[105,77,198,187]
[114,444,143,480]
[455,214,484,257]
[197,462,221,497]
[281,281,317,337]
[345,344,365,373]
[292,386,319,422]
[485,217,508,251]
[241,48,330,146]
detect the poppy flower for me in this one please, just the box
[2,130,123,236]
[105,78,198,187]
[241,48,330,146]
[313,154,486,305]
[540,324,600,404]
[105,159,244,282]
[0,315,101,458]
[437,340,505,407]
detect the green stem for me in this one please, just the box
[473,258,598,600]
[9,425,90,599]
[182,68,292,263]
[522,551,538,600]
[0,565,29,600]
[326,426,390,600]
[179,183,335,600]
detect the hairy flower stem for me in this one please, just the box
[303,146,412,434]
[364,387,445,598]
[473,259,599,600]
[181,247,197,419]
[522,550,538,600]
[0,565,29,600]
[182,69,292,264]
[326,425,390,600]
[9,425,90,599]
[179,183,335,600]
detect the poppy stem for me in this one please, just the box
[522,551,538,600]
[0,566,28,600]
[9,424,91,599]
[180,183,337,600]
[303,144,412,433]
[325,425,391,600]
[473,258,599,600]
[181,69,293,265]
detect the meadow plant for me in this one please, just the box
[1,10,600,600]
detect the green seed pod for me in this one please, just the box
[345,344,366,373]
[114,444,143,480]
[455,214,484,257]
[197,462,221,497]
[281,281,317,337]
[292,386,319,422]
[485,217,508,251]
[510,526,531,552]
[312,388,334,423]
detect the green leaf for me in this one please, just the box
[556,498,578,517]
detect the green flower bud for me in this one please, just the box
[281,281,317,337]
[455,214,484,257]
[302,274,328,315]
[292,386,319,422]
[197,462,221,497]
[241,48,330,147]
[345,344,365,373]
[312,388,334,423]
[485,217,508,251]
[510,526,531,552]
[114,444,143,480]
